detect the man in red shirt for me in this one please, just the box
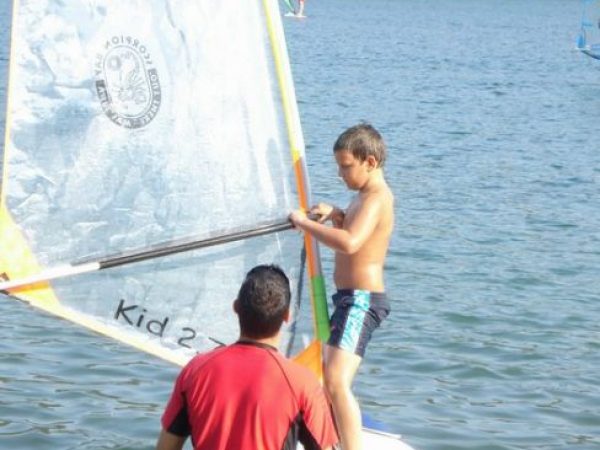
[156,264,339,450]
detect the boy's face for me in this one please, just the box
[335,149,373,190]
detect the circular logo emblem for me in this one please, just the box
[95,36,161,129]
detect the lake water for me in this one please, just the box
[1,1,599,449]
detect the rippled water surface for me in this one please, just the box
[1,1,599,449]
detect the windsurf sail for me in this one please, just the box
[577,0,600,60]
[0,0,328,367]
[281,0,297,15]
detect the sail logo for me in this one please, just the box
[95,36,161,129]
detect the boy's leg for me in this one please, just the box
[324,344,363,450]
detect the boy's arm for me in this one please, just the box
[309,203,345,228]
[289,197,381,254]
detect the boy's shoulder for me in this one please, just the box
[360,180,393,204]
[360,181,394,224]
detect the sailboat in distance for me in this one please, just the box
[282,0,306,19]
[0,1,414,448]
[577,0,600,59]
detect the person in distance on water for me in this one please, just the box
[296,0,306,17]
[156,264,339,450]
[289,123,394,450]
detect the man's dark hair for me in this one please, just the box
[333,122,386,167]
[236,264,291,339]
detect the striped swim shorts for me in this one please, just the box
[327,290,390,358]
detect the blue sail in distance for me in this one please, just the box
[577,0,600,60]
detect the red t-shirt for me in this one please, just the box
[161,341,338,450]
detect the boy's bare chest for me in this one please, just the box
[344,197,363,224]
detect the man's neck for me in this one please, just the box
[237,334,280,350]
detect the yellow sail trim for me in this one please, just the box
[0,1,58,307]
[262,0,302,164]
[262,0,330,348]
[0,205,59,307]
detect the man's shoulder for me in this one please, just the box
[184,345,230,372]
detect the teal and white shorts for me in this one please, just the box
[327,289,390,358]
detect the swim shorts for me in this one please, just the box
[327,289,390,358]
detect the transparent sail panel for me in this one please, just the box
[1,0,304,363]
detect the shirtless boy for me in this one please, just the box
[289,123,394,450]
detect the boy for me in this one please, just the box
[289,123,394,450]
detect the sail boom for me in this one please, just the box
[1,262,99,292]
[1,219,293,292]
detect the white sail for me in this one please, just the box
[0,0,326,366]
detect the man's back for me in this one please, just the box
[161,342,337,450]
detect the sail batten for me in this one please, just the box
[1,0,321,364]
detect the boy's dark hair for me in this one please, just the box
[333,123,386,167]
[236,264,291,339]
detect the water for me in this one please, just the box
[1,1,599,449]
